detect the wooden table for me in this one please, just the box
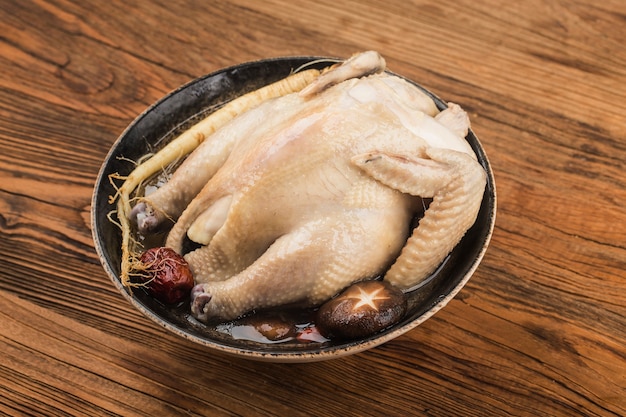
[1,1,624,415]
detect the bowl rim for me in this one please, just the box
[91,55,497,362]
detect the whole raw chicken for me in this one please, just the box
[130,51,487,321]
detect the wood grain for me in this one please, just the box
[0,0,624,416]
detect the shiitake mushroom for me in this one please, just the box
[316,280,407,340]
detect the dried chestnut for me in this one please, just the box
[241,316,296,342]
[316,280,407,340]
[134,247,194,304]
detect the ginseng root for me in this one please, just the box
[109,68,322,287]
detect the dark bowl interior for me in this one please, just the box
[91,57,496,362]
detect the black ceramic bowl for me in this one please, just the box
[91,56,496,362]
